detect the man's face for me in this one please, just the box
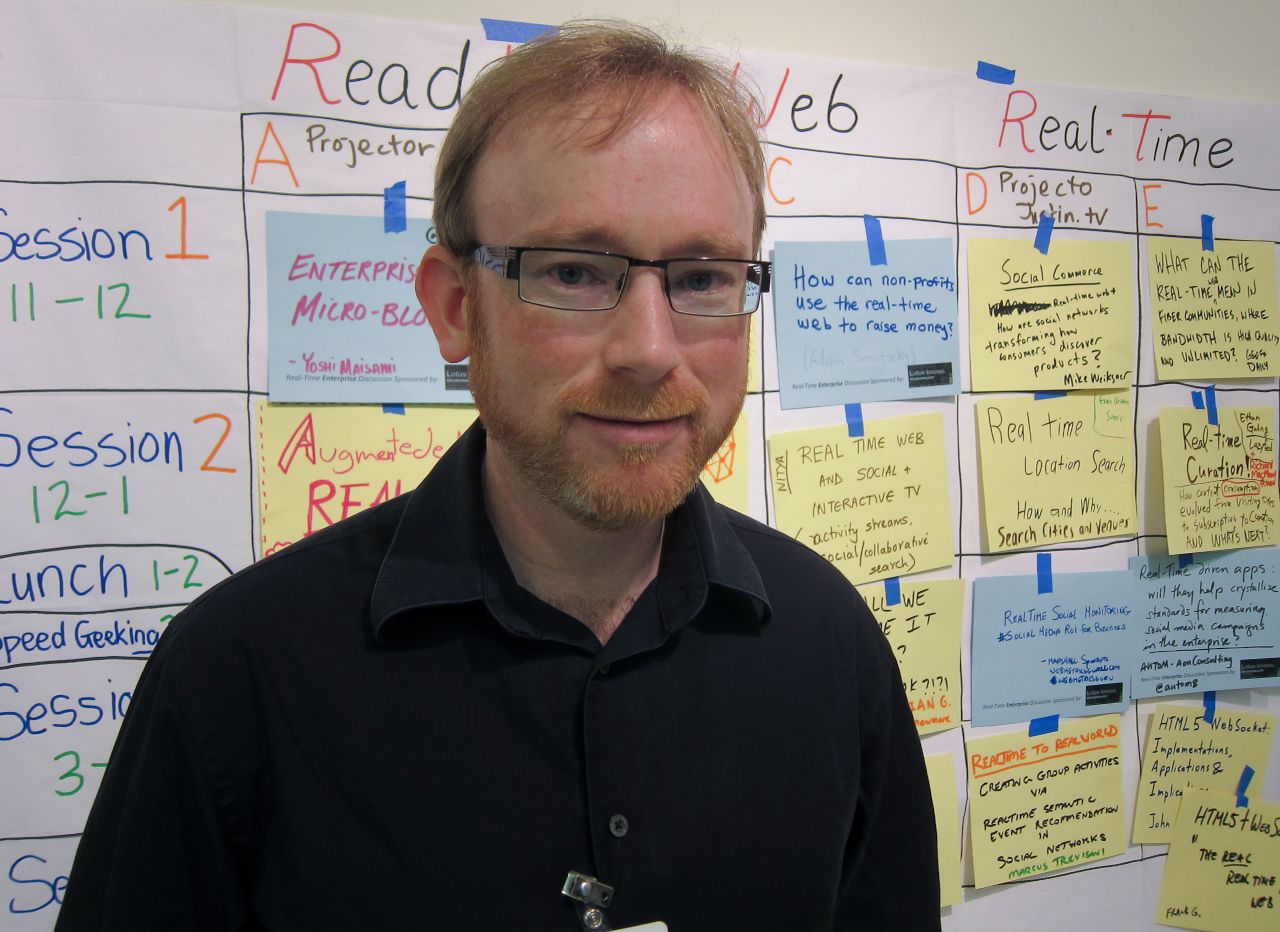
[464,86,753,530]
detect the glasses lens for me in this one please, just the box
[518,250,627,311]
[668,261,757,316]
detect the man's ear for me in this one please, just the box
[416,243,472,363]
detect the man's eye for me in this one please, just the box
[673,267,731,294]
[552,264,595,286]
[684,270,717,292]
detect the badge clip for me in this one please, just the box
[562,871,615,930]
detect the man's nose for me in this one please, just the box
[601,267,682,382]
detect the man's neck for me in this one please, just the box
[481,450,665,647]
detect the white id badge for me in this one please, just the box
[615,925,668,931]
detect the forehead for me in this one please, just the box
[470,86,753,253]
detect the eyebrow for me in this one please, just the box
[515,224,751,259]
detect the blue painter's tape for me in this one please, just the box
[1203,690,1216,725]
[845,403,864,438]
[1037,552,1052,594]
[383,181,407,233]
[1034,391,1067,400]
[1192,390,1204,410]
[1206,384,1218,426]
[976,61,1016,84]
[1034,212,1054,254]
[884,577,901,606]
[1179,553,1194,567]
[481,17,556,43]
[1237,764,1255,807]
[1028,714,1059,737]
[863,215,887,266]
[382,404,405,415]
[1201,214,1215,252]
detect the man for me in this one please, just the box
[58,22,938,930]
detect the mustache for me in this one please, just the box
[563,380,709,422]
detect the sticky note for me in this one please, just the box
[257,401,475,556]
[924,753,964,906]
[769,413,954,585]
[968,238,1135,391]
[1129,551,1280,698]
[1156,788,1280,929]
[975,391,1136,552]
[858,579,964,736]
[699,407,750,513]
[1159,405,1280,554]
[1147,237,1279,380]
[967,715,1126,889]
[971,569,1136,726]
[266,211,465,403]
[772,240,959,408]
[1133,703,1275,844]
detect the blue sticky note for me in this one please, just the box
[382,404,405,415]
[976,61,1016,84]
[1028,715,1059,737]
[773,240,959,409]
[863,215,887,266]
[1203,690,1217,724]
[972,569,1137,726]
[1201,214,1215,251]
[1130,552,1280,698]
[1034,212,1054,254]
[383,181,407,234]
[480,18,555,42]
[1034,391,1067,400]
[1037,553,1053,594]
[266,211,471,404]
[844,403,864,438]
[1205,384,1218,426]
[884,576,901,606]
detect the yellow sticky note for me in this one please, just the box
[925,753,964,907]
[748,314,762,394]
[976,391,1136,551]
[1134,703,1275,844]
[968,238,1135,391]
[1149,238,1280,380]
[1156,788,1280,929]
[257,401,475,556]
[768,413,954,585]
[967,715,1127,889]
[1159,405,1280,553]
[700,408,750,514]
[858,579,964,736]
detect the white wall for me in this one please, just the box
[179,0,1280,104]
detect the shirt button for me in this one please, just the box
[597,664,611,677]
[609,814,630,838]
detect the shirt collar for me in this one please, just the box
[369,419,772,643]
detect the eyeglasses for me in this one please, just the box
[472,245,771,317]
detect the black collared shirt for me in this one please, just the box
[58,422,939,930]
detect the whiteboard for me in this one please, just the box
[1,1,1278,927]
